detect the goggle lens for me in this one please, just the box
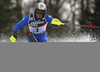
[36,10,44,15]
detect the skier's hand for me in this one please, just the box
[51,18,65,25]
[51,18,74,26]
[10,31,18,42]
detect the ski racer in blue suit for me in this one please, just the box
[10,2,69,42]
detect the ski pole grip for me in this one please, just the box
[64,23,74,26]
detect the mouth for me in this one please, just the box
[36,14,43,19]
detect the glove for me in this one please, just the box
[51,18,74,26]
[51,18,65,25]
[10,31,18,42]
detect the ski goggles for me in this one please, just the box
[36,9,44,15]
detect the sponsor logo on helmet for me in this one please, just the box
[40,4,44,8]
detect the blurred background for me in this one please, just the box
[0,0,100,42]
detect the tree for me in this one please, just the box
[79,0,100,40]
[15,0,24,36]
[16,0,22,21]
[37,0,41,3]
[0,0,15,34]
[90,0,100,40]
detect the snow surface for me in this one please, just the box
[0,34,97,42]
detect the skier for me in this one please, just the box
[10,2,69,42]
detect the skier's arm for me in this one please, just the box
[45,14,74,26]
[10,15,29,42]
[45,14,65,25]
[13,15,29,32]
[45,14,53,24]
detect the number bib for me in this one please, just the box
[28,13,47,34]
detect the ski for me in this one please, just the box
[26,32,38,42]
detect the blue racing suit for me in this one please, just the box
[13,13,53,42]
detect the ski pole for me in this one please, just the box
[77,25,100,28]
[65,23,100,28]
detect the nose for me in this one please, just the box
[38,13,42,15]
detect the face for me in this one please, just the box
[36,14,43,19]
[36,9,44,19]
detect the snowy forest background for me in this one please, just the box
[0,0,100,42]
